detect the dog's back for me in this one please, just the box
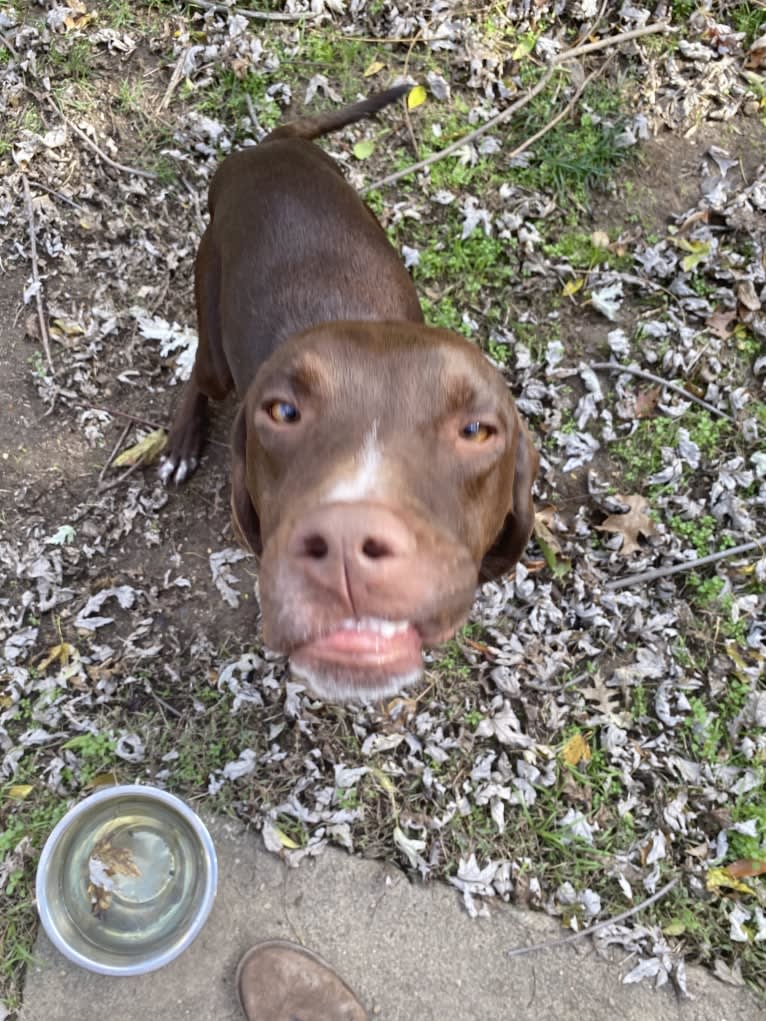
[202,87,423,394]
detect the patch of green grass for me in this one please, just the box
[48,38,95,81]
[543,230,632,271]
[290,30,371,93]
[414,228,512,301]
[188,69,281,137]
[510,75,636,208]
[684,574,750,645]
[0,789,70,1012]
[433,639,472,680]
[113,78,147,115]
[421,295,469,335]
[101,0,139,29]
[731,2,766,45]
[612,410,735,488]
[61,732,117,784]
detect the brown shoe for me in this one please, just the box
[236,940,369,1021]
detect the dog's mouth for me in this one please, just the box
[289,617,429,702]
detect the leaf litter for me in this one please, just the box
[1,0,765,1014]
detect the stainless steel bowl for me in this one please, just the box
[36,784,217,976]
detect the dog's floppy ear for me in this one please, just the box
[480,413,539,582]
[230,404,262,556]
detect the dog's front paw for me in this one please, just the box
[159,451,199,486]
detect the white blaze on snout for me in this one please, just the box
[323,422,385,503]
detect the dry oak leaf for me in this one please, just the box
[597,494,657,556]
[706,307,738,340]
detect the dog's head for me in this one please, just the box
[231,321,538,702]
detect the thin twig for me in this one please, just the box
[97,458,143,493]
[27,88,158,181]
[590,362,735,422]
[158,47,191,113]
[186,0,317,21]
[83,404,167,432]
[99,422,132,483]
[26,178,86,211]
[147,686,183,719]
[364,65,557,192]
[81,404,229,449]
[364,21,675,192]
[605,539,765,592]
[556,21,677,59]
[507,877,680,959]
[21,174,55,374]
[244,92,266,142]
[1,30,19,60]
[497,59,611,176]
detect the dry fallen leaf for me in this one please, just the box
[562,732,591,767]
[706,307,738,339]
[635,386,661,418]
[745,33,766,70]
[36,641,77,671]
[534,507,571,577]
[113,428,167,468]
[562,277,585,298]
[8,784,34,800]
[406,85,427,111]
[87,837,141,915]
[705,866,754,896]
[725,859,766,879]
[597,494,657,556]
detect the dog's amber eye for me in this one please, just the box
[461,421,494,442]
[267,400,300,424]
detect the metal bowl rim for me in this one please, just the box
[35,783,218,976]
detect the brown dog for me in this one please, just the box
[161,86,538,702]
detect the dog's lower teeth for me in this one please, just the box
[340,617,409,636]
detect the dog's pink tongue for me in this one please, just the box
[304,623,421,666]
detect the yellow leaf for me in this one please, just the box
[352,139,375,160]
[363,59,385,78]
[511,35,536,60]
[8,784,34,800]
[562,278,584,298]
[113,428,167,468]
[37,642,77,672]
[663,919,687,936]
[370,767,395,794]
[51,318,85,337]
[562,733,591,767]
[406,85,427,111]
[85,772,119,790]
[272,826,299,850]
[705,866,754,896]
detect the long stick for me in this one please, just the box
[365,21,675,192]
[507,877,679,959]
[21,174,55,374]
[605,540,765,592]
[590,362,734,422]
[186,0,317,21]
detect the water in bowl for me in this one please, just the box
[47,795,206,960]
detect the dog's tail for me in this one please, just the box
[263,84,410,143]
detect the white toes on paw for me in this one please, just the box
[158,458,176,485]
[174,459,189,485]
[159,454,199,486]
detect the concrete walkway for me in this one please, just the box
[21,816,762,1020]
